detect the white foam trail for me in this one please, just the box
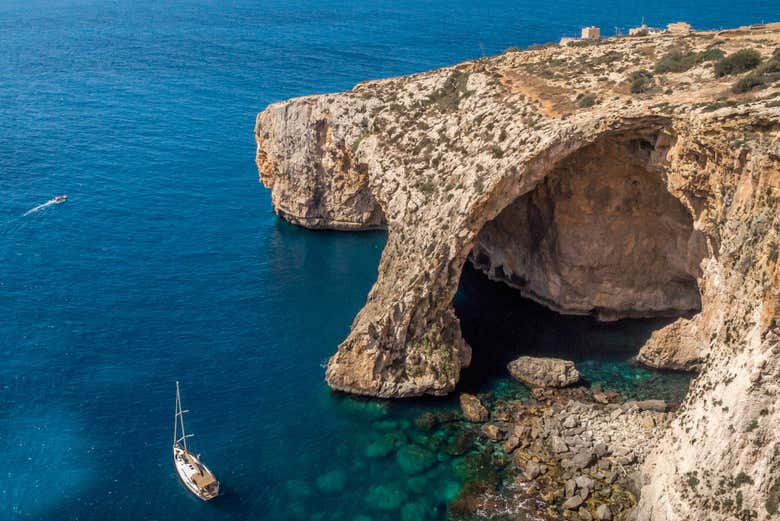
[22,198,64,217]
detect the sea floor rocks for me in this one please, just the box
[447,385,674,521]
[396,444,437,475]
[316,469,348,493]
[507,356,582,388]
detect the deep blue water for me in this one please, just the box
[1,1,776,520]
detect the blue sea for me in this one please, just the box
[0,1,775,520]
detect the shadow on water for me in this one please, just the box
[453,263,693,404]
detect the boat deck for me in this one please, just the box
[174,447,219,499]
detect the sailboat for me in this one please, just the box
[173,381,220,500]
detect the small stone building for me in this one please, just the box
[581,26,601,39]
[667,22,692,34]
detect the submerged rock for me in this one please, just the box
[283,479,313,498]
[365,484,407,511]
[414,411,438,431]
[400,501,430,521]
[481,423,503,441]
[444,429,476,456]
[364,431,405,459]
[396,444,436,475]
[507,356,581,388]
[316,469,347,494]
[459,393,489,422]
[447,480,498,518]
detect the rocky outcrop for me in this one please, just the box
[257,23,780,520]
[636,316,704,371]
[459,393,489,422]
[507,356,581,388]
[255,96,386,230]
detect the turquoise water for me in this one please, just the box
[1,1,774,520]
[455,265,693,405]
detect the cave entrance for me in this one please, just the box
[454,128,704,402]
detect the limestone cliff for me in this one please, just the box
[256,24,780,521]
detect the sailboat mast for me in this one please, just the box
[176,381,189,451]
[174,381,179,446]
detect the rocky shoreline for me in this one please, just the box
[445,383,674,521]
[256,21,780,520]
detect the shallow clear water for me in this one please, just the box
[1,1,775,520]
[455,264,693,405]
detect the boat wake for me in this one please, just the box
[22,195,67,217]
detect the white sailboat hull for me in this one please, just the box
[173,446,220,500]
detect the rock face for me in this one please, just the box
[507,356,581,388]
[636,316,704,371]
[256,24,780,520]
[470,135,705,320]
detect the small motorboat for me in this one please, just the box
[173,381,220,501]
[22,194,68,216]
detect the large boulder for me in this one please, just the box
[507,356,581,388]
[459,393,489,422]
[635,316,703,371]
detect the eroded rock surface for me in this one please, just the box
[471,135,705,320]
[256,23,780,521]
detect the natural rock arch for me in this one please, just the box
[255,30,780,518]
[325,116,714,399]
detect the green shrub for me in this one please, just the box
[732,55,780,93]
[427,70,472,111]
[734,472,754,487]
[578,94,597,107]
[350,135,366,154]
[568,39,598,48]
[654,48,697,73]
[767,478,780,515]
[628,69,654,93]
[733,73,765,93]
[714,48,762,77]
[654,47,726,74]
[759,58,780,74]
[490,144,504,158]
[419,181,436,195]
[527,42,558,51]
[699,47,726,62]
